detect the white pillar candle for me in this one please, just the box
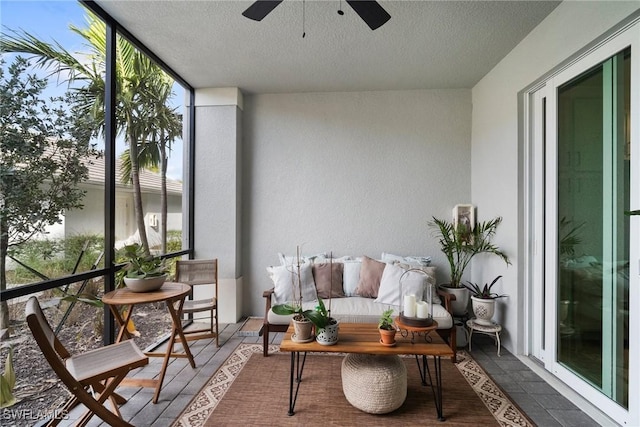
[404,294,416,317]
[416,301,430,319]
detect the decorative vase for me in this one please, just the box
[315,318,339,346]
[439,285,469,317]
[471,296,496,325]
[379,328,396,346]
[292,317,314,342]
[123,274,167,293]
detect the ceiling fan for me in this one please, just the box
[242,0,391,31]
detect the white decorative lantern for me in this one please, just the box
[399,268,433,327]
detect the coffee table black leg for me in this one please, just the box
[416,355,446,421]
[433,356,445,421]
[288,351,307,416]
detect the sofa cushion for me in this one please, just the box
[381,252,432,266]
[312,262,345,299]
[374,263,425,306]
[278,252,327,266]
[267,263,317,304]
[342,260,361,296]
[267,296,452,329]
[355,256,386,298]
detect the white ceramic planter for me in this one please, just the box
[471,296,496,325]
[123,275,167,292]
[439,286,469,317]
[315,319,339,345]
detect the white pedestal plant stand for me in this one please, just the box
[466,319,502,356]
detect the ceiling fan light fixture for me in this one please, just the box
[242,0,390,30]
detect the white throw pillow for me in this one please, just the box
[381,252,432,267]
[342,260,361,296]
[375,263,425,307]
[267,263,317,304]
[278,252,327,266]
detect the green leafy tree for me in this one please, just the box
[0,57,99,335]
[1,10,182,256]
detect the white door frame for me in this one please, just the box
[524,20,639,427]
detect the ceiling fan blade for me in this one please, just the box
[346,0,391,30]
[242,0,284,21]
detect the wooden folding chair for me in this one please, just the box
[174,259,219,346]
[25,296,148,427]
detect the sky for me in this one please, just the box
[1,0,185,181]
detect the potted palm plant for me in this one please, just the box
[378,308,397,346]
[463,276,507,325]
[428,216,510,316]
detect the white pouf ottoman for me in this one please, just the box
[341,353,407,414]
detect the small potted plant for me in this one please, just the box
[271,247,315,342]
[378,308,397,346]
[306,298,339,346]
[119,243,169,292]
[463,275,507,325]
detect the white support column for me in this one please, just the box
[190,87,243,323]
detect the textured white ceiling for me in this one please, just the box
[94,0,560,93]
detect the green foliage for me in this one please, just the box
[120,243,168,280]
[0,57,99,248]
[0,347,16,408]
[559,217,585,258]
[272,297,333,330]
[305,298,334,330]
[378,308,395,330]
[463,276,507,299]
[428,216,510,288]
[7,234,104,284]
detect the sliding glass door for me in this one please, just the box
[555,48,630,407]
[528,24,638,425]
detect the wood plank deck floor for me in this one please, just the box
[57,321,601,427]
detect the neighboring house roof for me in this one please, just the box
[84,153,183,196]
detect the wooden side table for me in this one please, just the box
[102,282,196,403]
[394,317,438,343]
[466,319,502,356]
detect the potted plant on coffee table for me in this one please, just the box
[463,276,507,325]
[428,216,510,316]
[271,248,316,342]
[306,298,339,345]
[378,308,397,346]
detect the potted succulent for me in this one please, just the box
[428,216,510,316]
[378,308,397,346]
[463,275,507,325]
[119,243,169,292]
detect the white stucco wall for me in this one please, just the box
[471,2,639,355]
[242,89,471,316]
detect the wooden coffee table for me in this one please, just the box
[279,322,454,420]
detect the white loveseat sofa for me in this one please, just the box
[262,253,457,359]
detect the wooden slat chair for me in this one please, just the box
[25,296,148,427]
[174,259,219,346]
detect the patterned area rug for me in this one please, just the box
[174,343,533,427]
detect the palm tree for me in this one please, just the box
[1,11,180,255]
[119,69,182,253]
